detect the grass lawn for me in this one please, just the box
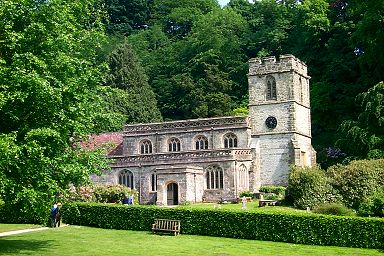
[0,225,382,256]
[0,224,44,233]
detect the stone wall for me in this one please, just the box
[257,134,293,185]
[294,103,311,137]
[92,157,253,204]
[250,102,293,135]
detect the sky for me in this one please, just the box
[218,0,254,7]
[218,0,230,6]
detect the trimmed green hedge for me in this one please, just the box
[62,202,384,249]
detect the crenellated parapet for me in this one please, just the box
[124,116,250,134]
[248,54,308,77]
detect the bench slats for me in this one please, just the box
[259,200,278,207]
[152,219,180,236]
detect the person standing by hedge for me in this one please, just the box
[56,203,62,227]
[129,195,134,205]
[122,194,129,205]
[50,204,58,227]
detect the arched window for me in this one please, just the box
[266,75,277,100]
[168,138,181,152]
[206,166,224,189]
[238,164,249,190]
[140,140,152,154]
[151,172,157,191]
[195,135,208,150]
[118,170,134,189]
[224,133,238,148]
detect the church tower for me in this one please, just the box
[248,55,315,186]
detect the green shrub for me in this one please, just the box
[0,190,51,224]
[239,191,253,197]
[312,203,356,216]
[327,159,384,209]
[259,185,286,200]
[259,185,286,195]
[62,202,384,249]
[287,165,339,209]
[358,188,384,217]
[264,194,280,200]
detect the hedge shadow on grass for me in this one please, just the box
[0,239,53,255]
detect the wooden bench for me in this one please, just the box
[152,219,180,236]
[259,199,278,207]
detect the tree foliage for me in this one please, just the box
[358,188,384,217]
[337,82,384,159]
[327,159,384,209]
[149,0,220,39]
[104,0,150,36]
[350,0,384,84]
[0,0,114,223]
[286,165,338,209]
[129,7,248,120]
[2,0,384,222]
[123,0,384,161]
[288,159,384,211]
[106,41,162,123]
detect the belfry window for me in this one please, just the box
[266,75,277,100]
[140,140,152,154]
[118,170,134,189]
[224,133,238,148]
[168,138,181,152]
[206,166,224,189]
[195,135,208,150]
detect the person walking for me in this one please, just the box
[51,204,58,228]
[56,203,62,227]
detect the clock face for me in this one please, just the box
[265,116,277,129]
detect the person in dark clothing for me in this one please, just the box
[129,195,134,205]
[56,203,62,227]
[51,204,58,227]
[122,194,129,205]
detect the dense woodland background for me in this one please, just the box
[103,0,384,164]
[0,0,383,222]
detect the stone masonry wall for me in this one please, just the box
[250,102,293,135]
[258,134,292,185]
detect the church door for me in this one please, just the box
[166,183,178,205]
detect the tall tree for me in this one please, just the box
[0,0,113,223]
[350,0,384,85]
[106,42,162,123]
[104,0,150,35]
[149,0,220,38]
[337,82,384,159]
[142,8,248,120]
[239,0,293,57]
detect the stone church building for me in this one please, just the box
[91,55,316,205]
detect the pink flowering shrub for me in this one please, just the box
[65,184,137,204]
[80,132,123,154]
